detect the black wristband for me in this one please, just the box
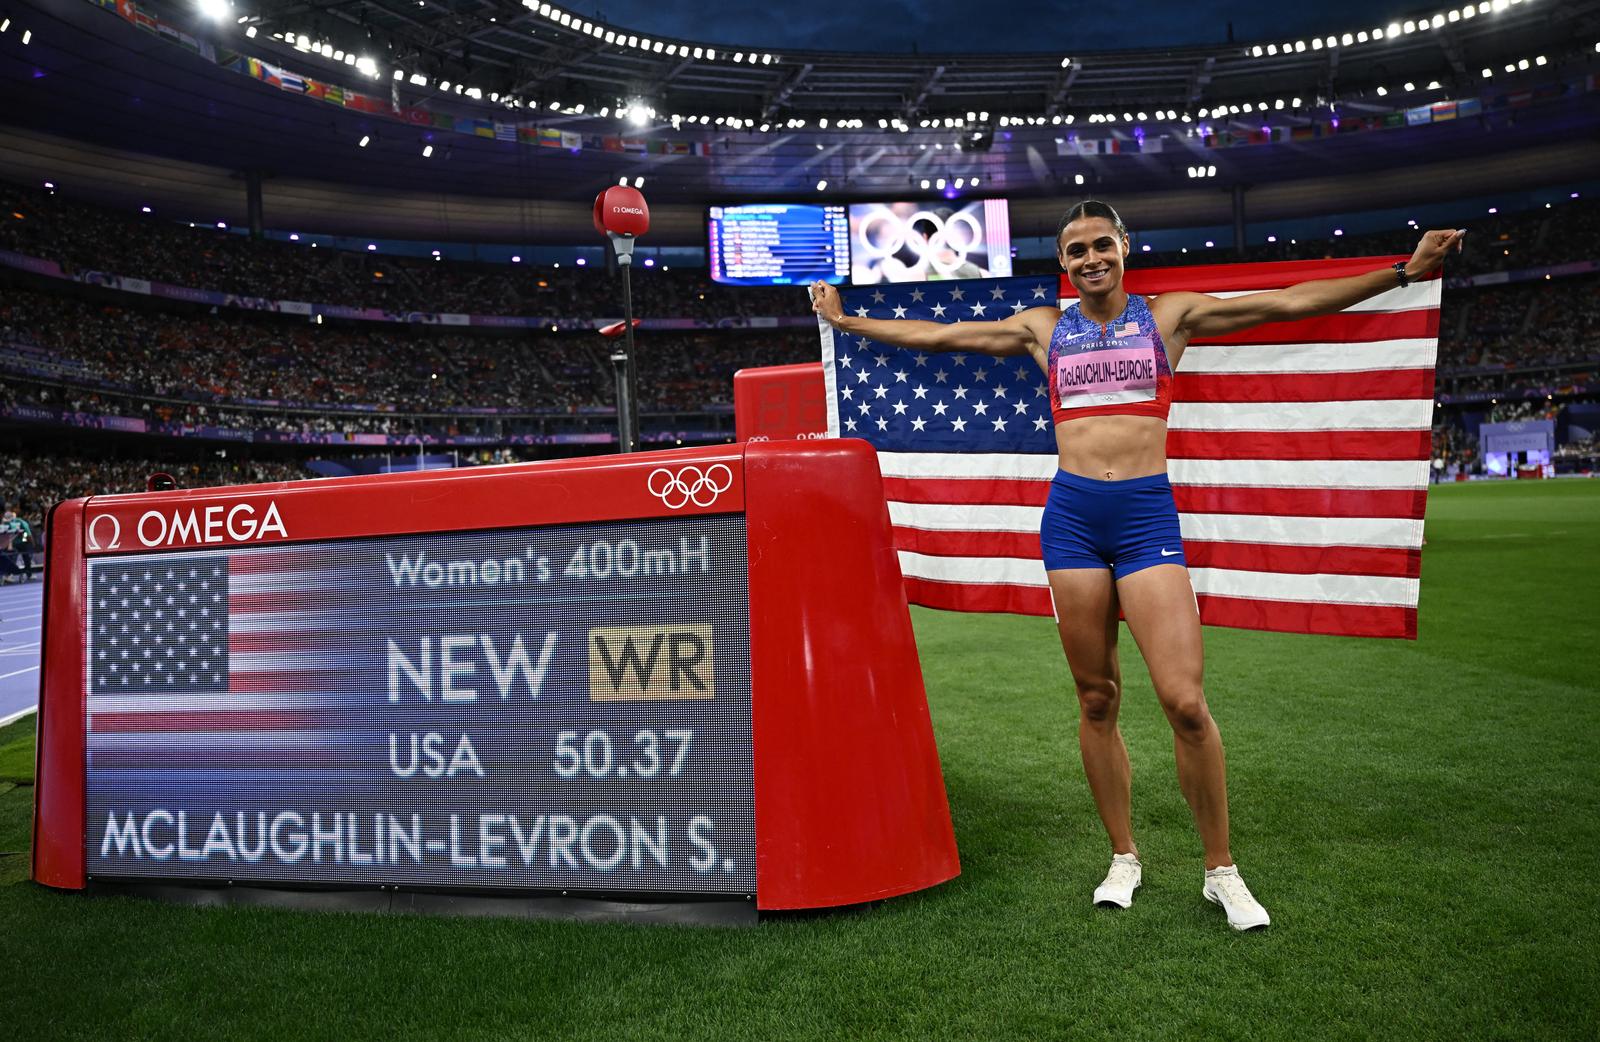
[1393,262,1411,287]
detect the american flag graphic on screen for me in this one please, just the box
[91,559,230,693]
[819,258,1439,640]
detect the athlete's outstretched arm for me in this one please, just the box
[809,281,1047,358]
[1154,228,1464,344]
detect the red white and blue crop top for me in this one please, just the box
[1047,294,1174,424]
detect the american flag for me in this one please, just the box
[820,257,1439,639]
[91,560,230,694]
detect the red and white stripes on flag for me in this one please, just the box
[882,256,1439,640]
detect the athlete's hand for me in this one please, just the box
[809,280,846,326]
[1405,228,1466,278]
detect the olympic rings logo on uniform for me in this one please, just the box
[646,464,734,509]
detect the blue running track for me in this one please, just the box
[0,579,45,727]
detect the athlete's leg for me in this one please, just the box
[1049,567,1135,857]
[1114,563,1232,869]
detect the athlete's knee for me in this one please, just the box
[1075,676,1121,725]
[1159,687,1212,740]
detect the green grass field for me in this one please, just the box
[2,480,1596,1041]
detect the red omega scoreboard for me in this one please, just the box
[32,441,959,921]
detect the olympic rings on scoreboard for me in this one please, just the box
[646,463,735,509]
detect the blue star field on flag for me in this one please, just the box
[90,557,230,693]
[826,275,1061,453]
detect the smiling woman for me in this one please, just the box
[810,199,1464,930]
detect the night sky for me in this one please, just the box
[563,0,1433,54]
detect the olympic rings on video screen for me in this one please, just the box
[852,204,986,278]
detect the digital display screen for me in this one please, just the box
[708,203,850,286]
[847,199,1013,284]
[83,516,755,896]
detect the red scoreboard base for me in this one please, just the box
[34,440,960,919]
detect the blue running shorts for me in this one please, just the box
[1040,470,1187,579]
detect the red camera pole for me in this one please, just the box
[593,187,651,453]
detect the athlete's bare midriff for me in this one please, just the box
[1053,413,1169,481]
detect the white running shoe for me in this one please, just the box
[1093,853,1142,908]
[1202,865,1271,930]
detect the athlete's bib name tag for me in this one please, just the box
[1055,341,1158,408]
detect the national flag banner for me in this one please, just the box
[817,257,1440,639]
[494,122,517,142]
[560,131,583,150]
[537,128,564,148]
[620,138,650,153]
[1430,101,1458,122]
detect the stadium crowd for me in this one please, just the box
[5,181,1599,321]
[0,182,796,321]
[0,286,814,414]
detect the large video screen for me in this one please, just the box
[848,199,1013,284]
[708,203,849,286]
[84,515,756,896]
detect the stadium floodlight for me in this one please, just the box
[358,135,370,147]
[422,144,433,157]
[409,73,427,86]
[1535,55,1547,65]
[706,48,716,59]
[1074,173,1085,185]
[1377,86,1389,96]
[1207,165,1216,176]
[816,179,828,191]
[919,179,930,189]
[244,25,256,38]
[1517,58,1529,69]
[763,54,774,64]
[290,233,301,241]
[1427,80,1442,89]
[971,177,980,186]
[141,205,151,213]
[1267,234,1277,242]
[634,176,644,188]
[1403,81,1415,91]
[196,0,230,21]
[1482,68,1493,77]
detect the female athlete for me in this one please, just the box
[811,200,1462,930]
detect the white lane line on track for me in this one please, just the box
[0,665,39,681]
[0,705,36,727]
[0,625,41,636]
[0,644,40,654]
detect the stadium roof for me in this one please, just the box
[1,0,1598,240]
